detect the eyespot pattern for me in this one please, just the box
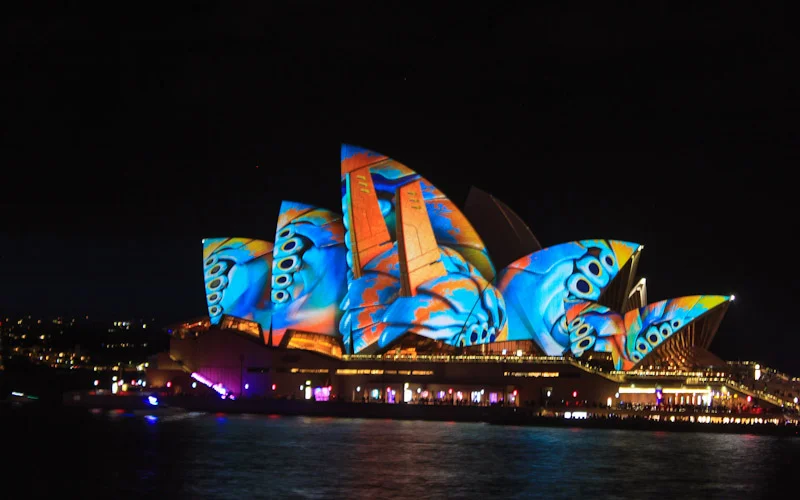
[206,275,228,293]
[598,247,617,274]
[644,325,662,347]
[575,255,609,288]
[567,273,597,299]
[272,223,313,307]
[570,334,596,357]
[204,260,228,281]
[204,252,233,320]
[272,289,290,304]
[272,273,293,290]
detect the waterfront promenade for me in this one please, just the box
[57,392,800,437]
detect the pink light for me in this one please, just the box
[191,372,231,399]
[314,386,331,401]
[191,372,213,386]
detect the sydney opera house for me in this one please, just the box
[145,144,789,411]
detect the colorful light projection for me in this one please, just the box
[341,144,495,280]
[269,201,348,346]
[339,170,507,353]
[564,295,733,370]
[495,240,641,355]
[203,238,273,328]
[191,372,235,399]
[197,145,731,367]
[313,386,331,401]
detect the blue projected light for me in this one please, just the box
[495,239,641,355]
[147,395,159,406]
[194,145,733,367]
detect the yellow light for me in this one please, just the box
[618,387,656,394]
[662,388,711,394]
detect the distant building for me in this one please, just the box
[1,316,164,369]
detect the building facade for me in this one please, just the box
[147,145,770,411]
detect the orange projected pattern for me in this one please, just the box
[396,180,447,296]
[346,167,393,279]
[196,144,732,368]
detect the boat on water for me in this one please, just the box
[132,393,179,412]
[5,391,41,408]
[0,391,46,416]
[129,393,200,418]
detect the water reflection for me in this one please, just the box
[8,411,800,499]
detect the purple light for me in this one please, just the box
[191,372,213,386]
[313,387,331,401]
[191,372,231,399]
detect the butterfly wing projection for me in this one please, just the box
[341,144,496,281]
[495,239,641,355]
[565,295,733,370]
[339,165,507,353]
[202,237,273,332]
[622,295,731,367]
[563,300,626,358]
[269,201,348,347]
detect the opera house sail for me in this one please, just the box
[199,144,733,371]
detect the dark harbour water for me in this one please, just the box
[5,410,800,499]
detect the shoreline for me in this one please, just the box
[47,393,800,437]
[486,414,800,436]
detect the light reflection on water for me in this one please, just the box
[10,411,800,499]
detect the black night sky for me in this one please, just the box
[4,4,798,372]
